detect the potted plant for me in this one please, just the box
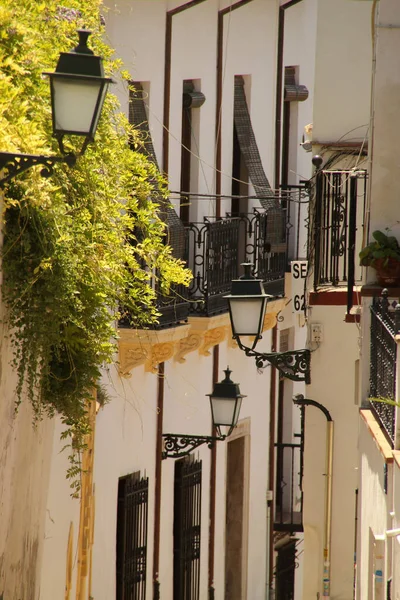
[359,230,400,286]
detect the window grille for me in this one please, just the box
[173,457,202,600]
[369,294,397,446]
[279,329,290,353]
[116,472,149,600]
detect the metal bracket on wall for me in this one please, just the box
[162,433,226,459]
[238,340,311,383]
[0,151,76,187]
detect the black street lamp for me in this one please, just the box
[162,368,245,459]
[0,30,114,187]
[225,263,311,383]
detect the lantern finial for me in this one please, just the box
[74,30,94,55]
[241,263,254,279]
[223,367,232,382]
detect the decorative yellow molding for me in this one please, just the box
[118,325,190,377]
[119,345,149,377]
[262,298,288,332]
[263,313,277,332]
[188,314,230,332]
[75,394,96,600]
[65,523,73,600]
[227,334,238,349]
[117,298,288,376]
[174,332,204,363]
[145,341,177,373]
[199,326,228,356]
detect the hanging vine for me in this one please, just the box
[0,0,190,489]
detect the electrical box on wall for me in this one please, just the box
[310,323,323,343]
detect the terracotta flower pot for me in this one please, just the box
[373,258,400,286]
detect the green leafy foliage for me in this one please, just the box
[359,230,400,266]
[0,0,190,488]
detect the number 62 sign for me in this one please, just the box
[291,261,308,313]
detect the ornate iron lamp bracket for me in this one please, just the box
[162,433,226,459]
[0,151,76,187]
[237,339,311,383]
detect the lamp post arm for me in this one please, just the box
[162,433,227,459]
[0,151,76,187]
[293,394,332,421]
[236,337,311,383]
[293,393,334,599]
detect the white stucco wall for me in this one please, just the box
[39,421,81,600]
[391,460,400,600]
[282,0,317,185]
[105,0,279,220]
[282,3,373,598]
[303,304,360,600]
[76,330,272,600]
[358,418,392,600]
[313,0,372,145]
[368,0,400,233]
[0,309,55,599]
[104,0,167,167]
[1,1,331,598]
[36,2,282,598]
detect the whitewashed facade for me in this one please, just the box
[5,1,398,600]
[1,1,293,599]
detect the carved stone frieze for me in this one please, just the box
[145,341,178,374]
[117,297,288,377]
[119,344,149,378]
[118,325,190,378]
[199,326,228,356]
[174,332,204,364]
[175,314,231,362]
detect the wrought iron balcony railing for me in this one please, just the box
[281,183,310,263]
[122,189,308,328]
[369,291,398,446]
[186,209,288,317]
[274,438,304,533]
[187,216,242,317]
[312,169,367,311]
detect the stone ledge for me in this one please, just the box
[118,325,191,377]
[118,297,287,376]
[361,284,400,297]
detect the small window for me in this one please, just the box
[116,472,149,600]
[173,457,202,600]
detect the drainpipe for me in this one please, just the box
[208,345,219,600]
[293,394,334,600]
[267,326,278,599]
[153,362,165,600]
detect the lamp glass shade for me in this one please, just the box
[228,296,268,337]
[210,396,242,430]
[50,76,108,137]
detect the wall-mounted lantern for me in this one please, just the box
[0,29,114,187]
[162,368,245,459]
[225,263,311,383]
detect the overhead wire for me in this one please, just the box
[141,96,252,189]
